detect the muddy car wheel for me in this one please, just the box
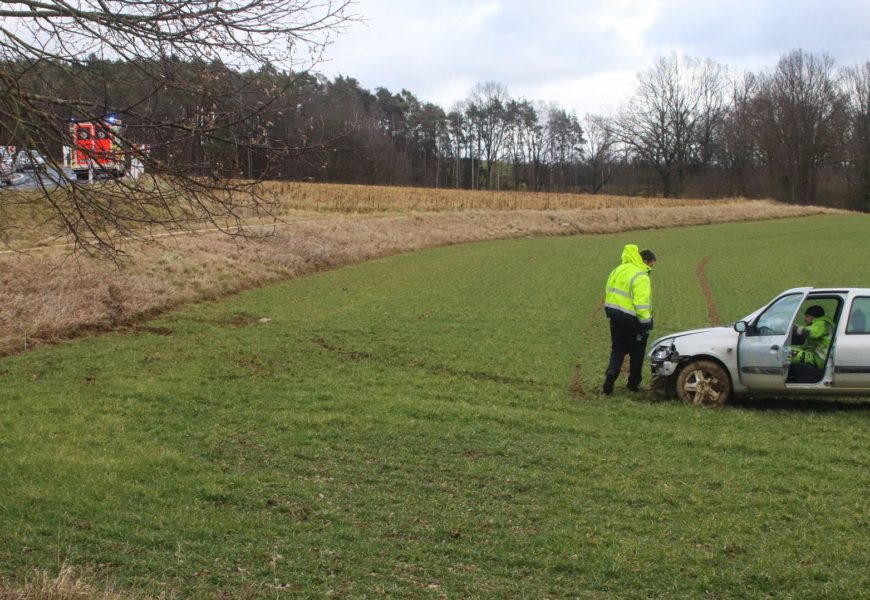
[676,360,731,407]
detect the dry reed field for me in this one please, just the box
[261,181,750,212]
[0,182,843,357]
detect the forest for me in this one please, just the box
[4,50,869,211]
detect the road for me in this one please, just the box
[1,166,75,189]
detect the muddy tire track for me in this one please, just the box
[569,359,585,397]
[696,254,721,326]
[312,337,548,390]
[569,297,606,397]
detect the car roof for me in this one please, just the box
[798,287,870,295]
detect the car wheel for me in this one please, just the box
[676,360,731,407]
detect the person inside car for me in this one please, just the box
[787,305,835,382]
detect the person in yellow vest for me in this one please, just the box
[787,305,835,382]
[603,245,656,394]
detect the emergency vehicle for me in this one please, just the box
[69,116,126,180]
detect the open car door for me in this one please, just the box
[737,290,809,391]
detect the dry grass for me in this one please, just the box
[260,181,750,212]
[0,567,128,600]
[0,182,845,357]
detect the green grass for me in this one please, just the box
[1,214,869,598]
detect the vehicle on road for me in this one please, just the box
[70,116,126,180]
[14,149,47,172]
[649,287,870,405]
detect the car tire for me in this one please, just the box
[675,360,731,407]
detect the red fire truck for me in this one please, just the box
[69,115,126,180]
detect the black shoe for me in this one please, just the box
[602,373,616,395]
[627,386,643,393]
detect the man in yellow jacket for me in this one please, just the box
[603,245,657,394]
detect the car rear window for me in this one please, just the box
[846,297,870,334]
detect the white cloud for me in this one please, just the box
[591,0,662,58]
[317,0,870,116]
[518,70,640,117]
[465,1,503,25]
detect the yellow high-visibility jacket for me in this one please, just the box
[604,244,652,325]
[792,315,835,369]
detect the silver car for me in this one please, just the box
[649,287,870,405]
[14,149,47,172]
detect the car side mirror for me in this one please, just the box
[734,321,748,333]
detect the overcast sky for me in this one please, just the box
[315,0,870,116]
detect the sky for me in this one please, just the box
[314,0,870,117]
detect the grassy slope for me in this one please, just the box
[1,214,868,598]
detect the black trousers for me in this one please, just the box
[605,314,649,390]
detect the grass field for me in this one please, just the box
[0,190,836,359]
[1,214,868,598]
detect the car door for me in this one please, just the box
[737,290,808,390]
[832,295,870,392]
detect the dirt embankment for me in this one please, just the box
[0,199,841,357]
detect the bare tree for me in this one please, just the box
[581,114,615,193]
[691,58,727,192]
[751,50,848,204]
[719,71,761,197]
[467,81,511,189]
[0,0,356,256]
[843,61,870,211]
[611,54,724,197]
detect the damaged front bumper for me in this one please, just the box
[649,343,682,397]
[651,359,679,377]
[649,339,681,378]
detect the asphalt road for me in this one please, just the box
[1,166,74,189]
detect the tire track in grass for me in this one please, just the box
[573,254,719,398]
[696,253,721,326]
[312,337,549,390]
[569,297,605,397]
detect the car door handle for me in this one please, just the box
[770,345,780,351]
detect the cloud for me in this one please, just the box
[317,0,869,116]
[645,0,870,69]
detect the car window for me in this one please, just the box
[752,293,802,335]
[846,297,870,334]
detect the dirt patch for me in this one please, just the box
[136,325,174,336]
[220,313,259,327]
[312,337,373,361]
[696,254,721,326]
[569,361,585,397]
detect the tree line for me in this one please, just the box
[2,3,868,257]
[4,48,870,211]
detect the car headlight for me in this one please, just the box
[651,339,675,361]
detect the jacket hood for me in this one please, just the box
[621,244,649,272]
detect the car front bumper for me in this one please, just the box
[651,359,679,377]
